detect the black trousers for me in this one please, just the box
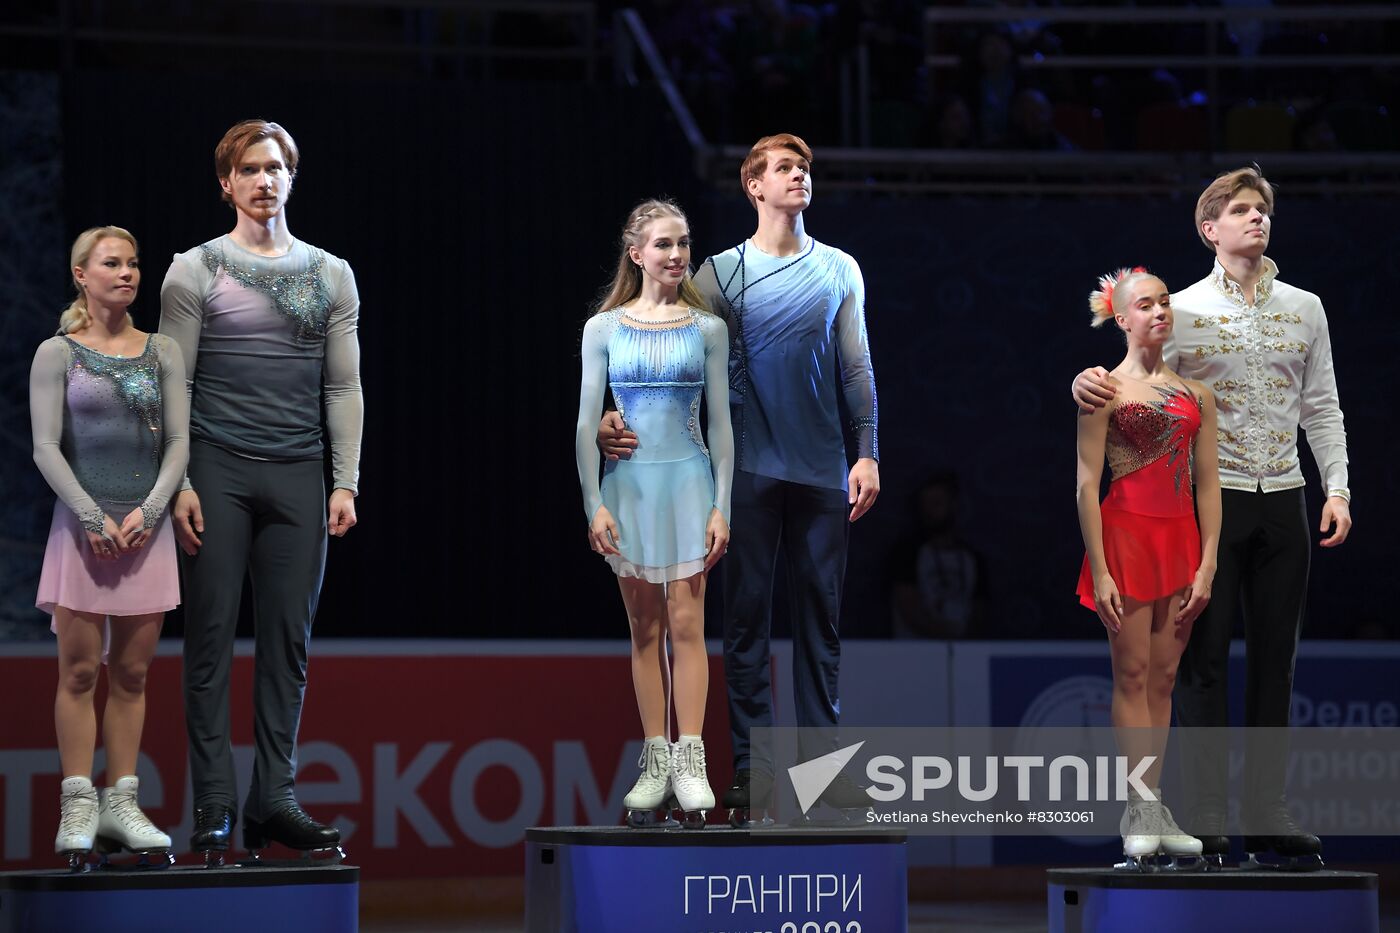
[723,470,850,772]
[181,441,327,821]
[1174,487,1310,813]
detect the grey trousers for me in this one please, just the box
[181,441,327,821]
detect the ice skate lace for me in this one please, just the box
[59,790,98,834]
[1158,802,1188,836]
[674,742,707,784]
[1124,799,1160,835]
[107,791,160,834]
[636,744,669,784]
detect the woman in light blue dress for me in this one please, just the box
[574,199,733,827]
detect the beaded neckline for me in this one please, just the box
[64,333,154,361]
[618,307,697,330]
[200,239,330,340]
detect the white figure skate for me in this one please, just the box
[624,737,678,827]
[95,775,174,869]
[55,776,99,871]
[1156,795,1205,871]
[1116,796,1161,872]
[671,736,714,830]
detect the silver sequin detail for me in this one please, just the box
[140,501,164,529]
[201,243,330,340]
[66,337,162,438]
[80,508,107,536]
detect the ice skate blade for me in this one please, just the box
[63,851,92,873]
[788,807,872,828]
[625,808,680,829]
[1114,855,1159,873]
[242,845,346,867]
[728,808,774,829]
[94,843,175,871]
[1156,853,1206,872]
[198,848,231,868]
[1241,852,1325,872]
[1201,853,1227,871]
[678,809,709,830]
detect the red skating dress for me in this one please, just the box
[1077,383,1203,610]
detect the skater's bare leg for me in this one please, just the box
[1108,596,1158,785]
[666,572,708,736]
[1145,589,1193,788]
[53,607,105,779]
[102,613,163,778]
[619,578,671,739]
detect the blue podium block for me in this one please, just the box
[1047,867,1378,933]
[526,826,907,933]
[0,864,359,933]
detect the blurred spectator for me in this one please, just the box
[1009,88,1075,150]
[724,0,828,141]
[1295,108,1341,152]
[890,472,990,639]
[920,93,975,149]
[963,29,1021,147]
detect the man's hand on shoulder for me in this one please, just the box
[1072,366,1116,413]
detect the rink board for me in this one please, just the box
[0,864,358,933]
[1046,867,1378,933]
[525,826,906,932]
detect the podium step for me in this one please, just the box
[1047,866,1378,933]
[526,826,906,932]
[0,863,359,933]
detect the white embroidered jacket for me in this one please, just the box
[1165,258,1349,498]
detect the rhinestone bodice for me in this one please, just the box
[605,309,709,463]
[62,336,165,503]
[1103,383,1203,516]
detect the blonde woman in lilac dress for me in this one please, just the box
[31,226,188,867]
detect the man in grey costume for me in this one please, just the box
[160,119,363,864]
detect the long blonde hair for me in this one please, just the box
[593,199,710,316]
[60,225,139,334]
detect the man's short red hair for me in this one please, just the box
[214,120,300,204]
[740,133,813,207]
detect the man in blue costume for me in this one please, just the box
[601,134,879,823]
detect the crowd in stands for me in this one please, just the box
[619,0,1400,152]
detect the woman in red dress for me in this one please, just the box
[1076,268,1221,868]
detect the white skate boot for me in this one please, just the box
[95,775,174,868]
[1155,792,1204,871]
[671,735,714,829]
[1116,794,1161,872]
[55,776,99,871]
[624,737,677,827]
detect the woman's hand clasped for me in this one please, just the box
[588,506,621,557]
[120,507,153,550]
[85,515,129,561]
[704,509,730,571]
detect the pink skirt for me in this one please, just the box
[36,500,180,620]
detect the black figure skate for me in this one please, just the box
[1243,804,1323,871]
[243,804,345,865]
[724,769,775,828]
[190,804,236,868]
